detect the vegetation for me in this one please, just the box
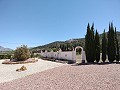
[76,48,82,55]
[30,52,42,58]
[85,23,95,62]
[95,30,100,63]
[31,39,85,52]
[85,22,119,63]
[102,30,107,62]
[14,45,30,61]
[0,51,14,59]
[107,23,116,62]
[115,28,119,62]
[0,54,12,59]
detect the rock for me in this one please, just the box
[20,66,27,71]
[16,66,27,72]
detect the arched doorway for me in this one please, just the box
[75,46,83,63]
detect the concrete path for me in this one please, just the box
[0,59,65,83]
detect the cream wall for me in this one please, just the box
[39,49,86,63]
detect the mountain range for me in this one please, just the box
[0,46,13,51]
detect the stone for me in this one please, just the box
[16,66,27,72]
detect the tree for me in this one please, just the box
[85,23,95,63]
[85,23,91,62]
[107,23,116,62]
[95,30,100,63]
[14,45,30,61]
[115,27,119,62]
[102,30,107,62]
[91,23,95,62]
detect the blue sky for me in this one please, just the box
[0,0,120,49]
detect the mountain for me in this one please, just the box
[0,46,13,51]
[31,32,120,52]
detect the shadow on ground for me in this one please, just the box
[71,62,120,66]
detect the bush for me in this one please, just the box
[30,52,34,58]
[0,55,4,59]
[0,54,12,59]
[14,45,30,61]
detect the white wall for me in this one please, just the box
[40,50,85,62]
[59,51,73,60]
[82,51,86,60]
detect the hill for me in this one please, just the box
[31,32,120,52]
[31,38,85,52]
[0,46,13,52]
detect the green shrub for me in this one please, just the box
[30,52,34,58]
[0,54,12,59]
[14,45,30,61]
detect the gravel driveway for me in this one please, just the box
[0,59,64,83]
[0,63,120,90]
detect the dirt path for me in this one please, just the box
[0,64,120,90]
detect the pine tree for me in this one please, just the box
[102,30,107,62]
[115,27,119,62]
[107,23,116,62]
[95,30,100,63]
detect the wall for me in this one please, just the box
[40,50,85,62]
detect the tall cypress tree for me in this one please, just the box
[85,23,93,62]
[85,23,90,62]
[91,23,95,62]
[95,30,100,63]
[115,27,119,62]
[102,30,107,62]
[107,23,116,62]
[85,23,95,63]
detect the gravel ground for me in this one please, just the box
[0,59,64,83]
[0,63,120,90]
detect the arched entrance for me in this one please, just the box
[75,46,83,63]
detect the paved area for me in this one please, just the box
[0,59,65,83]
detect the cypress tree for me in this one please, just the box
[107,23,116,62]
[91,23,95,62]
[102,30,107,62]
[85,23,95,63]
[95,30,100,63]
[61,44,65,51]
[60,44,63,51]
[115,27,119,62]
[85,23,91,62]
